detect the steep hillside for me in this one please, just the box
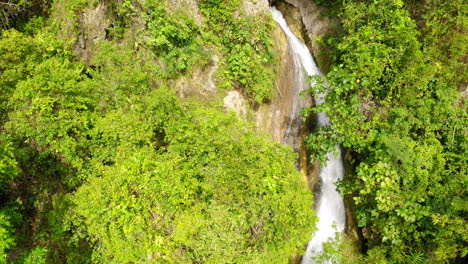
[1,0,466,263]
[0,1,316,263]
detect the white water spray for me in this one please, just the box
[271,7,346,264]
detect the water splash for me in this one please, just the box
[271,7,346,264]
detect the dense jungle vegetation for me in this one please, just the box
[0,0,466,263]
[308,0,467,263]
[0,0,314,263]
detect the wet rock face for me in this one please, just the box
[255,22,291,143]
[224,90,248,119]
[74,3,109,65]
[276,0,334,73]
[274,1,305,42]
[241,0,270,16]
[167,0,203,26]
[282,0,332,57]
[255,13,317,191]
[175,55,220,99]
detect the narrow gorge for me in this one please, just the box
[269,6,346,263]
[1,1,465,263]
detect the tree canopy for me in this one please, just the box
[307,0,467,263]
[0,1,315,263]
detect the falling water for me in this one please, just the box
[271,7,346,264]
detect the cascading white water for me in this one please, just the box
[271,7,346,264]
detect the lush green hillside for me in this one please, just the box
[0,0,315,263]
[1,0,466,263]
[307,0,467,263]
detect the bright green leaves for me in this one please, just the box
[0,137,18,188]
[0,214,16,263]
[199,0,240,29]
[73,148,168,263]
[304,126,341,162]
[145,5,198,54]
[431,213,468,262]
[73,103,315,263]
[225,39,275,103]
[0,2,315,263]
[0,206,48,264]
[143,0,205,77]
[411,0,468,90]
[200,0,275,103]
[335,0,422,106]
[0,29,68,121]
[88,87,179,170]
[15,246,48,264]
[7,57,96,169]
[0,29,92,172]
[0,206,22,263]
[91,41,157,106]
[304,0,468,262]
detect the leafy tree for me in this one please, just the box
[15,246,47,264]
[0,137,18,188]
[72,94,316,263]
[305,0,467,262]
[143,0,205,77]
[200,0,275,103]
[0,206,21,263]
[0,1,37,29]
[0,1,317,263]
[6,56,97,171]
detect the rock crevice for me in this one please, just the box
[273,0,335,73]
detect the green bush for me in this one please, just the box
[305,0,468,262]
[0,136,18,188]
[16,247,47,264]
[200,0,275,103]
[0,2,316,263]
[0,206,22,263]
[143,0,206,77]
[72,92,316,263]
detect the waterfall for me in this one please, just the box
[271,7,346,264]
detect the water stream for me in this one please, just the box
[271,7,346,264]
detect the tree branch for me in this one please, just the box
[0,2,19,7]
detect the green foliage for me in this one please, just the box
[0,1,316,263]
[305,0,467,262]
[310,232,435,264]
[2,0,466,263]
[0,28,96,262]
[313,0,342,7]
[47,0,102,47]
[90,41,156,104]
[0,136,18,188]
[5,146,91,264]
[307,233,360,264]
[6,56,97,170]
[0,206,22,263]
[17,16,45,35]
[0,27,95,175]
[0,29,72,121]
[15,246,47,264]
[200,0,275,103]
[38,194,92,264]
[304,125,341,162]
[0,0,36,29]
[71,95,315,263]
[143,0,206,77]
